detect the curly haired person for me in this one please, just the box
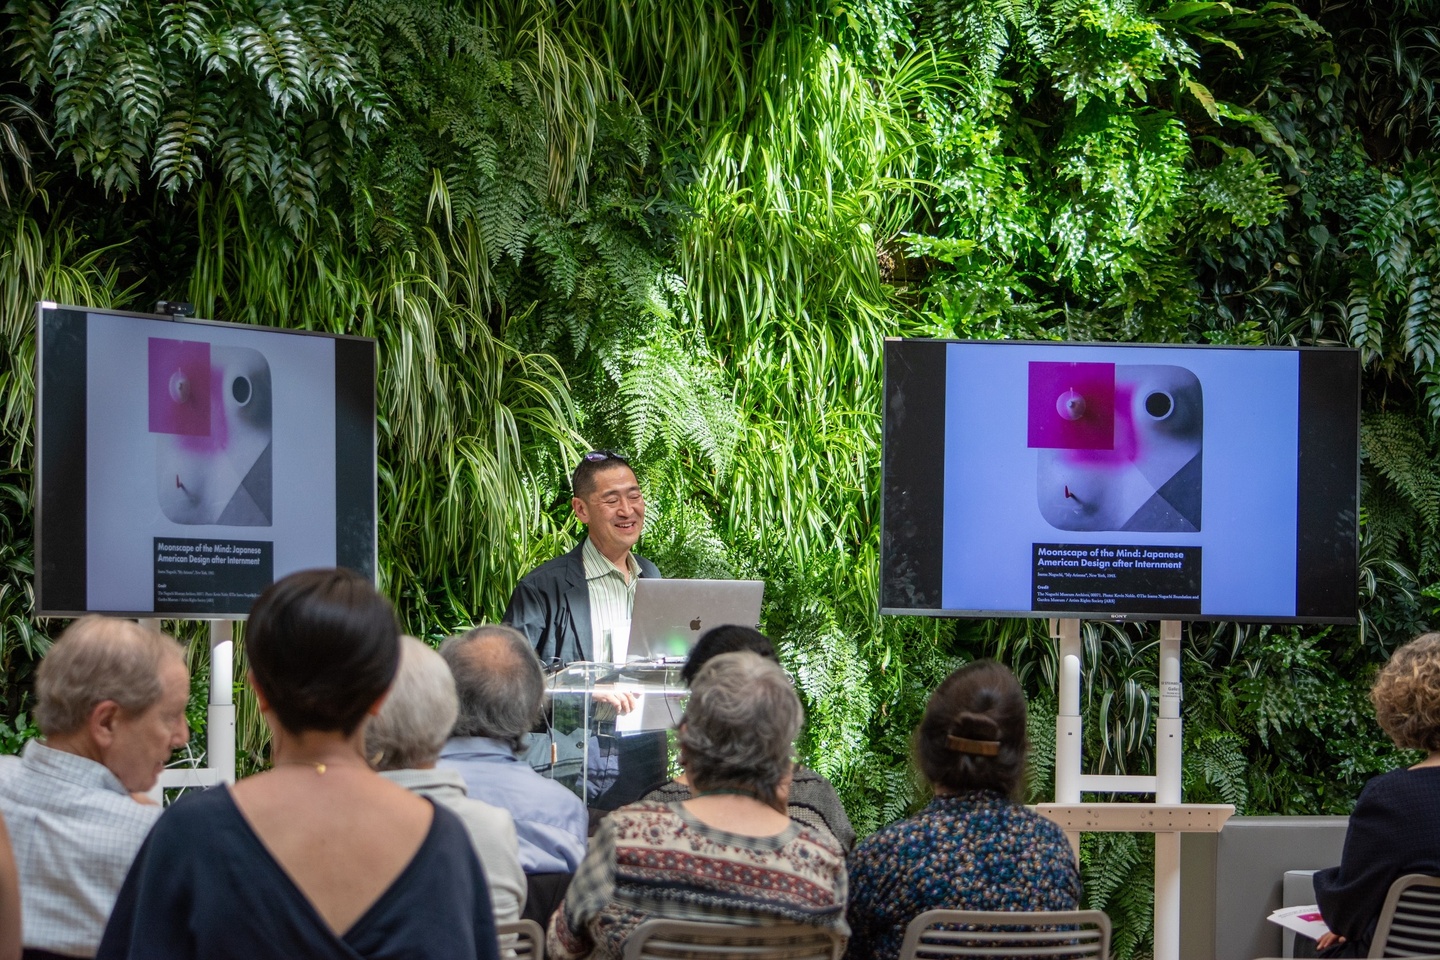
[1315,633,1440,957]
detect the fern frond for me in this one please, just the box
[1361,410,1440,532]
[160,0,210,54]
[152,82,221,193]
[214,118,273,193]
[614,318,739,474]
[109,31,166,130]
[4,0,56,90]
[1347,277,1382,363]
[49,0,125,75]
[235,9,312,115]
[1404,272,1439,368]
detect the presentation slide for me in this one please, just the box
[35,304,376,618]
[85,313,337,614]
[941,343,1297,618]
[879,338,1359,623]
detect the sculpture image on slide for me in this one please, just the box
[148,338,273,525]
[1029,361,1202,532]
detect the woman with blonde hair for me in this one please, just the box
[367,635,526,925]
[1315,633,1440,957]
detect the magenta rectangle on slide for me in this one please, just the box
[1027,361,1115,449]
[148,338,211,436]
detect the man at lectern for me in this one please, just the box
[504,450,667,810]
[504,450,661,671]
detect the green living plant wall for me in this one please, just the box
[2,0,1440,956]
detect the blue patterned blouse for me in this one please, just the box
[844,790,1082,960]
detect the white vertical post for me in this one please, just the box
[209,620,236,784]
[1154,620,1184,960]
[1052,617,1083,855]
[1156,620,1182,803]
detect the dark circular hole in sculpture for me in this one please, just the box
[1145,391,1172,419]
[232,376,252,405]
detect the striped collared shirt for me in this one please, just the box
[0,740,162,956]
[582,535,640,663]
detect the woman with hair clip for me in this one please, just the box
[844,660,1080,960]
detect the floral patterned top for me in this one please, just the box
[844,790,1081,960]
[546,801,849,960]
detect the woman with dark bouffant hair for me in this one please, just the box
[844,660,1080,960]
[1313,633,1440,958]
[98,569,499,960]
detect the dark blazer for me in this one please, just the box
[503,540,662,665]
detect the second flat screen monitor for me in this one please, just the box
[881,339,1360,623]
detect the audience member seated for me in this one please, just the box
[366,635,527,924]
[98,569,499,960]
[1314,632,1440,958]
[639,624,856,850]
[547,651,849,960]
[438,625,588,876]
[0,616,188,960]
[844,660,1080,960]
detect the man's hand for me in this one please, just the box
[1316,931,1345,952]
[594,690,638,715]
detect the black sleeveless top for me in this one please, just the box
[98,784,498,960]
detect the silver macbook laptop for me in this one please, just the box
[625,579,765,664]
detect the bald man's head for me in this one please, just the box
[439,625,544,753]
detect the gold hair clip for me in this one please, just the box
[947,735,1000,756]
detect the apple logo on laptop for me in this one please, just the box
[689,618,702,631]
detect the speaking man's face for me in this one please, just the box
[572,464,645,561]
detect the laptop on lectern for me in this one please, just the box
[625,579,765,664]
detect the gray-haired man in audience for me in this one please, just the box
[437,625,587,875]
[0,616,189,959]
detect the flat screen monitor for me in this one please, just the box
[35,303,377,617]
[881,339,1359,623]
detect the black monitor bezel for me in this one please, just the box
[33,302,379,619]
[879,337,1362,625]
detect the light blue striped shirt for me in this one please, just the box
[582,536,640,662]
[0,741,161,955]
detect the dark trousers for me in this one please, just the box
[586,729,669,811]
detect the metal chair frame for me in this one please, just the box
[1369,874,1440,959]
[497,918,546,959]
[620,918,844,960]
[895,908,1112,960]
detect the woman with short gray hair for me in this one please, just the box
[674,648,803,810]
[548,652,848,960]
[641,625,855,849]
[366,636,526,924]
